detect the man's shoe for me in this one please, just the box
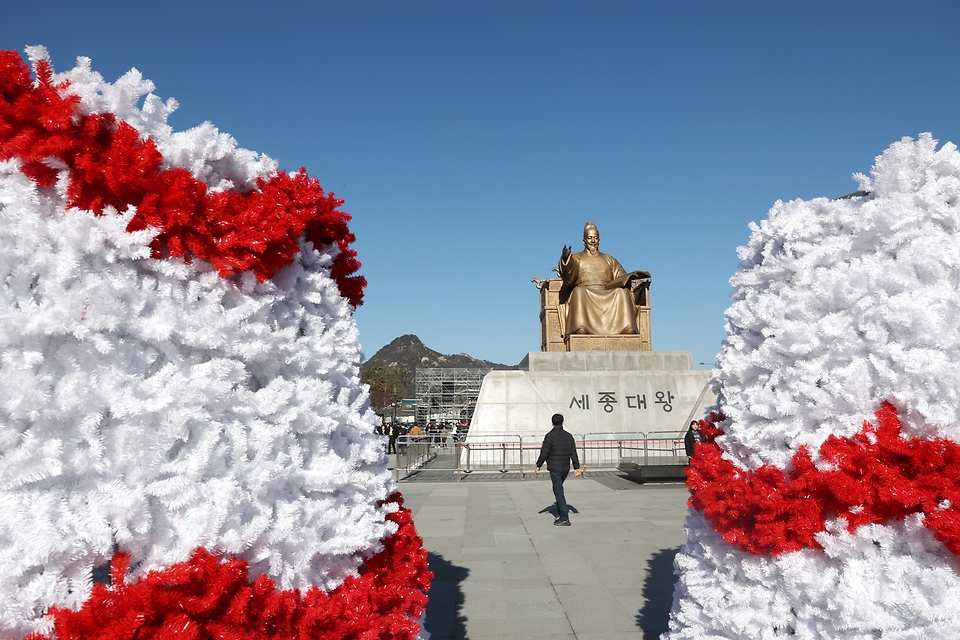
[554,517,562,524]
[554,519,571,526]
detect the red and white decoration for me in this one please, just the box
[0,47,430,639]
[666,134,960,638]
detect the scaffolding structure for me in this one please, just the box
[415,368,491,425]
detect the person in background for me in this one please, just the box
[387,422,398,454]
[684,420,701,460]
[535,413,581,526]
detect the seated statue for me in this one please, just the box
[558,222,650,336]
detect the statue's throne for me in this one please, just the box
[532,277,652,352]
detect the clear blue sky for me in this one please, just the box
[4,1,959,367]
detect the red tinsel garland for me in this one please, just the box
[688,402,960,558]
[27,493,432,640]
[0,49,365,306]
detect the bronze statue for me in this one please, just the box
[558,222,650,336]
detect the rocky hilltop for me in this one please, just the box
[362,335,517,399]
[364,334,517,372]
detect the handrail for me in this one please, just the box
[392,430,688,481]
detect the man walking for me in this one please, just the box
[535,413,582,526]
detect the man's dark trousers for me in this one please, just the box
[550,470,570,520]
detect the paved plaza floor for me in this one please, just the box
[398,474,690,640]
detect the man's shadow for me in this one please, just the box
[537,504,580,518]
[424,552,469,639]
[636,546,681,639]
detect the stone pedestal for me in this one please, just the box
[564,334,646,352]
[464,351,714,470]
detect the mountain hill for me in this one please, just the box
[364,334,518,373]
[362,334,518,399]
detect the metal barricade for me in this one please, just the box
[393,434,434,481]
[640,430,687,467]
[392,430,689,481]
[575,432,649,471]
[458,434,525,480]
[616,429,688,482]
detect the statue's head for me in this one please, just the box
[583,222,600,254]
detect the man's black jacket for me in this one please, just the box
[536,426,580,472]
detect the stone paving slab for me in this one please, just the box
[399,474,689,640]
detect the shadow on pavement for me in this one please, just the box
[636,545,681,639]
[423,552,469,639]
[537,504,580,518]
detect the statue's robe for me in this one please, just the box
[558,250,640,335]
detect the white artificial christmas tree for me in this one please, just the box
[666,133,960,639]
[0,47,430,639]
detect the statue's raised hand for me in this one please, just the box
[561,245,572,261]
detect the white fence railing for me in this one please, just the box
[392,431,688,481]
